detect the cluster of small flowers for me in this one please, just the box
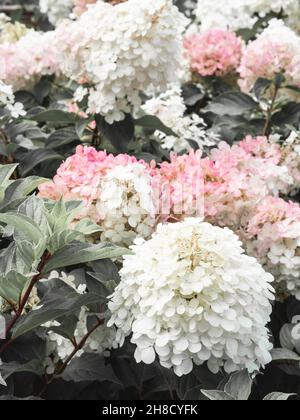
[156,136,293,229]
[195,0,299,32]
[239,19,300,93]
[39,0,74,26]
[39,146,157,247]
[40,135,300,298]
[0,80,26,119]
[142,86,219,152]
[41,272,117,373]
[184,28,243,77]
[242,197,300,300]
[0,29,59,91]
[0,13,28,44]
[55,0,187,122]
[108,218,274,376]
[279,132,300,194]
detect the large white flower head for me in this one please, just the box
[56,0,188,123]
[39,0,74,26]
[108,218,275,376]
[95,163,157,246]
[196,0,297,32]
[142,86,219,153]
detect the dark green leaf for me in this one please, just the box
[12,290,102,339]
[96,114,134,152]
[18,149,63,177]
[134,115,178,138]
[44,241,129,273]
[207,92,258,116]
[61,354,122,385]
[31,110,76,124]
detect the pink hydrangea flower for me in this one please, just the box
[243,196,300,298]
[184,28,243,77]
[73,0,97,17]
[0,30,59,90]
[239,19,300,92]
[39,145,141,205]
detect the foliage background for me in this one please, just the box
[0,0,299,400]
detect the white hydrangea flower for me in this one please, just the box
[96,163,156,247]
[108,218,275,376]
[56,0,188,122]
[0,80,26,119]
[39,0,74,26]
[0,80,14,105]
[196,0,298,31]
[142,86,219,153]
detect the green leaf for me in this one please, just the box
[207,92,258,116]
[263,392,296,401]
[48,314,79,340]
[87,259,120,297]
[12,290,102,339]
[73,218,102,236]
[0,213,43,245]
[0,164,18,188]
[47,229,83,254]
[18,149,63,177]
[253,78,272,99]
[46,127,79,149]
[0,360,43,381]
[182,84,205,106]
[96,114,134,152]
[33,78,52,104]
[0,271,30,303]
[201,390,236,401]
[75,116,94,138]
[61,354,121,385]
[17,196,49,237]
[134,115,178,138]
[31,110,76,124]
[271,348,300,362]
[44,241,129,273]
[0,176,48,212]
[224,371,253,401]
[272,102,300,126]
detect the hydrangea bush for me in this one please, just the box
[0,0,300,401]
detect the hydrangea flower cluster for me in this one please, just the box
[243,197,300,300]
[108,218,274,376]
[184,29,243,77]
[39,146,157,247]
[156,136,293,229]
[0,80,26,119]
[0,29,59,90]
[195,0,298,32]
[55,0,187,122]
[142,86,219,152]
[239,19,300,93]
[39,0,74,26]
[0,13,28,44]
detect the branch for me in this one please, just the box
[262,84,279,137]
[0,251,51,355]
[39,317,104,397]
